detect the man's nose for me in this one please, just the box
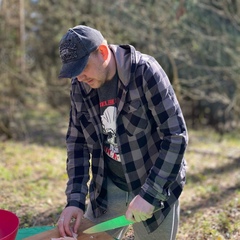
[77,74,86,82]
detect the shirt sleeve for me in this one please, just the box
[65,87,90,211]
[138,56,188,206]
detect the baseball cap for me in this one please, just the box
[58,25,104,78]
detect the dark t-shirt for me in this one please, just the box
[97,73,128,191]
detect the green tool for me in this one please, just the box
[83,215,134,234]
[83,205,162,235]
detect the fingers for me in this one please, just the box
[126,212,150,222]
[57,207,84,237]
[57,215,67,237]
[73,214,82,234]
[131,211,151,222]
[58,214,73,237]
[126,209,153,223]
[125,208,135,222]
[125,195,155,223]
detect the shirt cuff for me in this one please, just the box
[66,200,86,212]
[139,188,164,208]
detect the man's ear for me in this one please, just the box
[98,44,109,61]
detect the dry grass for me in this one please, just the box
[177,130,240,240]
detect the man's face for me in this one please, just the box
[76,51,108,89]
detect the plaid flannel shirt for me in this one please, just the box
[65,44,188,233]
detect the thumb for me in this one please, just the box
[125,208,135,222]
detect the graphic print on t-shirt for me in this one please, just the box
[98,75,128,191]
[100,100,120,162]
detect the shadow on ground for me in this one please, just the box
[181,149,240,223]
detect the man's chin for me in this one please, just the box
[90,82,105,89]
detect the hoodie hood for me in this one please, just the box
[110,44,140,88]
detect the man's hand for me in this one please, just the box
[57,206,84,237]
[125,195,155,222]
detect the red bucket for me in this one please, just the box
[0,209,19,240]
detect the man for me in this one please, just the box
[57,25,188,240]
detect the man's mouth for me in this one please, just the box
[86,79,94,84]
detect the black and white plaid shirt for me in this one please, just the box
[65,44,188,233]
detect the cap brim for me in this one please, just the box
[58,54,89,79]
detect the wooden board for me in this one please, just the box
[23,218,113,240]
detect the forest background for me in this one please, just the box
[0,0,239,239]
